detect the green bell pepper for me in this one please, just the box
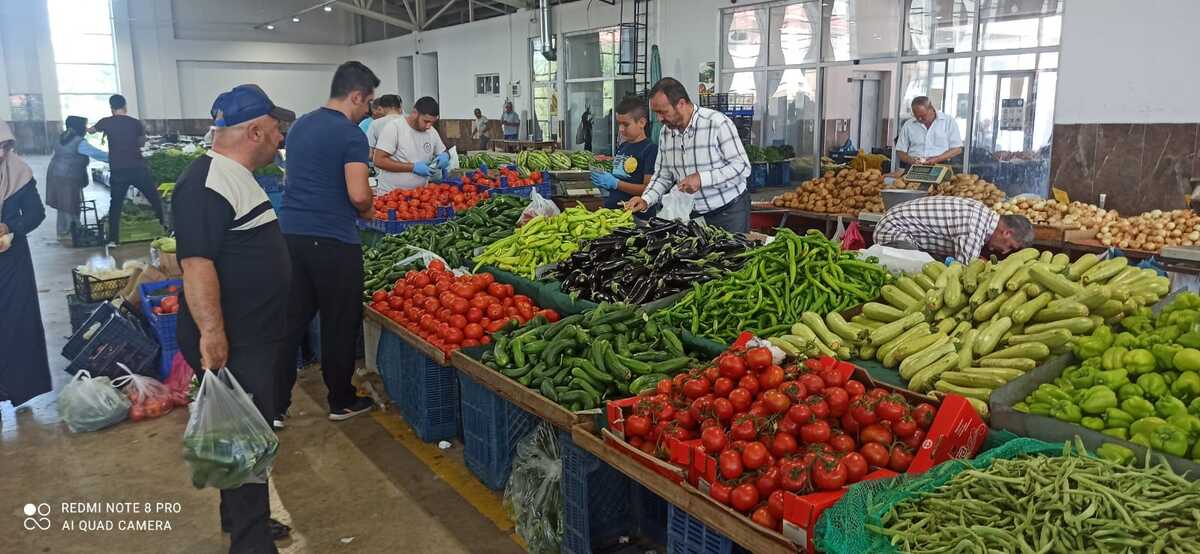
[1121,314,1154,335]
[1149,424,1190,457]
[1141,324,1182,347]
[1153,343,1183,370]
[1104,407,1134,429]
[1013,401,1030,413]
[1096,443,1135,464]
[1080,416,1105,431]
[1165,309,1200,329]
[1102,346,1129,371]
[1190,397,1200,417]
[1101,427,1128,440]
[1050,400,1083,423]
[1122,349,1157,375]
[1029,383,1072,406]
[1162,371,1180,385]
[1174,347,1200,372]
[1155,395,1189,418]
[1081,386,1118,415]
[1118,383,1145,402]
[1073,326,1113,360]
[1026,402,1052,416]
[1130,416,1168,438]
[1167,414,1200,443]
[1171,371,1200,400]
[1121,397,1157,419]
[1177,331,1200,349]
[1137,373,1169,399]
[1064,365,1098,389]
[1193,439,1200,462]
[1131,433,1152,447]
[1112,332,1139,348]
[1096,369,1130,390]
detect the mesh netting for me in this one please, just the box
[814,431,1063,554]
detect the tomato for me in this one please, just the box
[728,388,752,412]
[372,290,387,302]
[744,347,773,371]
[777,415,800,436]
[892,415,918,439]
[486,282,505,297]
[759,365,785,390]
[876,396,908,423]
[798,373,825,394]
[770,432,798,458]
[536,309,560,323]
[829,432,857,453]
[800,420,831,444]
[850,397,878,426]
[730,483,760,513]
[701,426,728,453]
[859,442,890,468]
[819,366,847,388]
[682,378,710,399]
[709,481,732,506]
[718,355,747,380]
[655,378,673,396]
[485,303,505,320]
[479,335,491,345]
[444,328,464,344]
[912,402,937,430]
[780,459,810,492]
[805,396,830,420]
[812,459,848,491]
[689,397,712,422]
[761,390,791,414]
[888,444,914,472]
[779,380,807,403]
[767,490,786,521]
[842,452,869,483]
[712,398,734,422]
[703,366,720,383]
[478,272,495,286]
[902,428,926,451]
[748,403,768,418]
[860,423,894,446]
[738,375,760,396]
[739,438,768,470]
[824,386,850,418]
[713,377,734,398]
[840,412,861,436]
[463,323,484,340]
[465,307,483,323]
[675,409,698,430]
[449,314,468,329]
[867,387,890,401]
[787,403,813,424]
[755,468,780,497]
[718,450,744,480]
[625,414,651,437]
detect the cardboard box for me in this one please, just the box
[907,394,988,474]
[781,469,897,552]
[604,396,701,484]
[119,264,167,315]
[155,250,181,277]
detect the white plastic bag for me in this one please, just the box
[857,244,935,275]
[182,368,279,490]
[445,145,459,171]
[58,370,131,433]
[657,188,696,222]
[395,245,471,276]
[503,423,563,554]
[113,363,175,422]
[517,189,561,227]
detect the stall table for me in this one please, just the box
[449,350,595,432]
[489,139,558,153]
[363,306,447,364]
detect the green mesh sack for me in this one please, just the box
[814,433,1063,554]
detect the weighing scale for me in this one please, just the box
[903,164,953,187]
[1160,246,1200,264]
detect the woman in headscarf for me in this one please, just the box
[46,115,108,240]
[0,120,52,409]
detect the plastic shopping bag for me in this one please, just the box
[840,221,866,250]
[503,423,563,554]
[113,363,176,422]
[183,368,279,490]
[57,370,131,433]
[857,244,935,274]
[517,189,561,227]
[657,188,696,222]
[163,352,196,406]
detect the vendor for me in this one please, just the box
[896,96,962,166]
[372,96,449,193]
[593,96,658,219]
[364,94,403,153]
[874,195,1033,261]
[501,101,520,140]
[627,77,751,233]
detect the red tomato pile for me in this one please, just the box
[151,293,179,316]
[372,183,488,220]
[620,351,938,532]
[366,260,559,357]
[463,168,543,189]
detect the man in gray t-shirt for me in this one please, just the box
[501,101,520,140]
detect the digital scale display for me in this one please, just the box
[904,164,952,184]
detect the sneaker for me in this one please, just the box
[328,396,374,421]
[272,419,286,430]
[270,519,291,541]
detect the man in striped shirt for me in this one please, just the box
[873,195,1033,261]
[625,77,751,233]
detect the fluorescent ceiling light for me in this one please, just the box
[323,5,333,12]
[265,24,276,30]
[292,16,301,22]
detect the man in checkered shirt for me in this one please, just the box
[874,195,1033,261]
[625,77,752,233]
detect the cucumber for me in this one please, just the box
[1067,253,1100,280]
[974,316,1013,356]
[1006,328,1073,349]
[868,312,927,346]
[629,374,670,394]
[1023,316,1096,335]
[899,340,956,380]
[978,357,1037,370]
[909,352,960,393]
[1032,301,1089,323]
[997,290,1029,319]
[1029,265,1085,297]
[980,342,1050,361]
[881,284,920,311]
[861,302,905,323]
[939,371,1008,389]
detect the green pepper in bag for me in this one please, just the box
[1155,395,1189,418]
[1101,346,1128,371]
[1118,383,1145,402]
[1123,349,1156,375]
[1150,424,1190,457]
[1081,386,1118,415]
[1172,371,1200,400]
[1104,407,1134,429]
[1153,343,1183,370]
[1096,443,1135,464]
[1122,397,1156,419]
[1096,369,1129,390]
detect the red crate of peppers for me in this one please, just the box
[366,260,559,358]
[371,182,489,221]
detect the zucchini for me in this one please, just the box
[939,371,1008,389]
[997,290,1029,319]
[969,271,993,307]
[886,332,949,369]
[924,286,945,312]
[850,315,886,329]
[986,259,1025,299]
[1108,266,1143,287]
[1095,299,1125,318]
[935,317,958,335]
[957,328,978,369]
[949,320,973,340]
[868,312,927,346]
[978,357,1037,371]
[962,259,987,293]
[1049,253,1071,273]
[909,352,959,392]
[1057,284,1109,311]
[1005,264,1034,292]
[974,316,1013,356]
[934,380,993,402]
[858,343,877,361]
[974,290,1013,322]
[922,261,946,281]
[1006,328,1073,349]
[1029,265,1084,297]
[1022,283,1045,297]
[895,276,927,300]
[826,312,869,342]
[942,264,965,309]
[768,337,802,357]
[1081,257,1128,284]
[1032,301,1089,323]
[913,273,937,291]
[899,340,956,380]
[1012,292,1054,325]
[876,324,931,363]
[801,312,843,350]
[981,342,1051,361]
[788,324,836,357]
[965,366,1026,381]
[1067,253,1100,280]
[880,284,920,311]
[1023,316,1096,335]
[1038,250,1054,264]
[861,302,905,323]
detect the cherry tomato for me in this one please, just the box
[709,481,732,506]
[712,398,734,422]
[779,380,808,403]
[819,366,847,388]
[744,348,773,372]
[761,390,791,414]
[780,459,810,492]
[655,378,673,396]
[805,395,830,420]
[767,490,786,521]
[840,412,861,436]
[800,420,832,444]
[892,415,919,439]
[730,483,760,513]
[812,459,848,491]
[912,402,937,430]
[682,378,710,399]
[860,423,894,446]
[625,414,651,437]
[718,450,744,480]
[777,415,800,436]
[876,396,908,423]
[755,467,780,497]
[759,365,785,390]
[701,426,728,453]
[738,375,760,396]
[371,290,387,302]
[798,373,825,394]
[860,442,890,468]
[829,432,856,453]
[787,404,813,424]
[903,428,926,451]
[742,442,769,470]
[850,397,879,426]
[718,355,747,380]
[728,388,752,412]
[713,377,735,398]
[770,432,798,458]
[751,505,779,531]
[889,444,915,472]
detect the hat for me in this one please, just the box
[211,84,296,128]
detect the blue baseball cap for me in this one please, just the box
[210,84,295,127]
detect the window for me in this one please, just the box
[979,0,1062,50]
[530,37,558,141]
[905,0,975,55]
[476,74,501,96]
[48,0,118,123]
[823,0,903,62]
[564,29,635,154]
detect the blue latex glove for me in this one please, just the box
[434,151,450,169]
[478,161,489,175]
[412,161,431,177]
[591,170,618,191]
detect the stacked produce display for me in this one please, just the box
[1096,208,1200,251]
[745,145,794,164]
[994,197,1118,230]
[460,149,612,174]
[370,182,488,221]
[927,173,1005,205]
[474,206,633,278]
[770,168,921,214]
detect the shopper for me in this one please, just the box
[0,120,51,412]
[372,96,449,193]
[275,61,378,423]
[365,94,403,152]
[896,96,963,167]
[174,84,296,554]
[626,77,751,233]
[358,99,384,135]
[501,100,520,140]
[873,195,1033,261]
[91,94,164,245]
[46,115,109,240]
[593,96,658,219]
[472,107,490,150]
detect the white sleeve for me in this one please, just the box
[895,122,910,152]
[946,119,963,149]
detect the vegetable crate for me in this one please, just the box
[72,267,131,303]
[748,163,768,192]
[377,330,460,442]
[139,279,183,380]
[67,293,105,334]
[558,430,634,554]
[767,161,791,187]
[632,484,670,546]
[62,310,159,379]
[666,503,735,554]
[457,372,539,490]
[489,175,552,199]
[357,205,454,235]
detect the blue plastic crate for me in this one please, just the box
[559,430,633,554]
[63,313,160,379]
[748,164,768,192]
[667,504,734,554]
[376,330,459,442]
[767,161,791,187]
[356,205,454,234]
[489,174,552,199]
[632,484,670,546]
[138,279,182,379]
[458,372,539,490]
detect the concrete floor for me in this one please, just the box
[2,156,523,553]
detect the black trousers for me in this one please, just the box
[276,234,363,413]
[183,340,281,554]
[696,191,751,234]
[108,167,163,241]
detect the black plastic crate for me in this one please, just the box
[67,294,105,334]
[62,312,159,379]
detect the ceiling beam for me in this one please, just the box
[399,0,417,23]
[424,0,459,28]
[472,0,508,14]
[332,0,419,31]
[488,0,532,10]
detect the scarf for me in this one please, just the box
[0,120,34,215]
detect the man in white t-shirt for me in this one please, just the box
[896,96,963,167]
[372,96,448,192]
[364,94,403,151]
